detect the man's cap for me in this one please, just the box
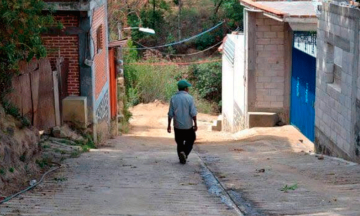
[178,80,192,89]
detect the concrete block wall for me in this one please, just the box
[316,3,360,162]
[42,12,80,96]
[254,13,286,110]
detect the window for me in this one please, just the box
[96,25,103,54]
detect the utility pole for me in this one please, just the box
[152,0,156,29]
[117,23,122,40]
[178,0,181,40]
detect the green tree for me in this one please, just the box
[0,0,57,98]
[132,0,170,44]
[211,0,244,29]
[189,62,222,105]
[222,0,244,29]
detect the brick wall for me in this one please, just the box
[254,13,286,109]
[316,3,360,162]
[92,5,108,99]
[42,12,80,96]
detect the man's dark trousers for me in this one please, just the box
[174,128,196,158]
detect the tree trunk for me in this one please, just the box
[214,0,224,17]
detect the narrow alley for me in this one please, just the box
[1,102,360,215]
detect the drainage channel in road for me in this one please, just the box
[195,150,264,216]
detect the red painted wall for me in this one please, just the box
[109,48,117,119]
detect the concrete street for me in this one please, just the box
[1,102,360,215]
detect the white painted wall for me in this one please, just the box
[222,34,246,132]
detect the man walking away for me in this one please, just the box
[167,80,197,164]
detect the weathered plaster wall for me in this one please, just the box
[246,12,292,123]
[222,34,246,133]
[316,3,360,162]
[222,49,234,132]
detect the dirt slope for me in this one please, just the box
[129,100,232,143]
[0,105,41,196]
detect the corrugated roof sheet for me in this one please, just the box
[241,0,317,18]
[108,39,128,48]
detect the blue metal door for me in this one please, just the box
[290,48,316,141]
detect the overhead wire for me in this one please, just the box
[125,58,221,66]
[133,40,223,56]
[123,21,225,50]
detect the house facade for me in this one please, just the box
[222,0,360,162]
[43,0,112,143]
[222,0,318,138]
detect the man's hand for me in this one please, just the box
[167,126,171,133]
[192,116,198,132]
[168,117,172,133]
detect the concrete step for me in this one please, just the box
[248,112,279,128]
[211,115,222,131]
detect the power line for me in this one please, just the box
[123,21,225,50]
[133,40,223,56]
[126,58,221,66]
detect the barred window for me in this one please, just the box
[96,25,103,54]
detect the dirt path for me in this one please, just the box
[127,101,232,143]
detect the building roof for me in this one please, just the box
[240,0,318,19]
[108,39,128,48]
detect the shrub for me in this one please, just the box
[189,89,217,114]
[188,61,222,110]
[124,62,185,105]
[126,87,140,107]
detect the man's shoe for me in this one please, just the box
[179,152,186,164]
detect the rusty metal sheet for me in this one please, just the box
[19,73,32,121]
[57,58,69,102]
[36,59,56,130]
[7,59,57,130]
[8,76,22,111]
[56,57,69,121]
[18,60,39,75]
[30,69,40,126]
